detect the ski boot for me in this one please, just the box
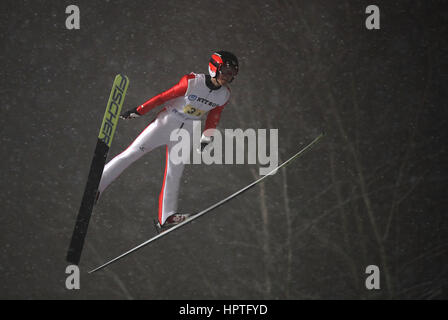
[153,213,192,234]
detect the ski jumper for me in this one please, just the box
[98,73,231,225]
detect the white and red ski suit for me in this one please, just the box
[98,73,230,224]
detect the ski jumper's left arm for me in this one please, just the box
[203,104,227,136]
[204,84,230,136]
[136,74,195,115]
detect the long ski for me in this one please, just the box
[89,133,324,273]
[66,74,130,265]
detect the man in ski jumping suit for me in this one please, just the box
[97,51,239,232]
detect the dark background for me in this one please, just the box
[0,0,446,299]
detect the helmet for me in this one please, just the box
[208,51,239,80]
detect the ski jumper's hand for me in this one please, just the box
[198,134,214,153]
[120,107,142,119]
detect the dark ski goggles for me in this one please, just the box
[219,64,238,77]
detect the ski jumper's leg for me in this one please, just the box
[158,119,193,225]
[158,145,185,225]
[98,111,169,193]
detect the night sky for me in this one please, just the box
[1,0,447,299]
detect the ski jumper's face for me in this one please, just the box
[217,74,231,86]
[216,71,236,86]
[216,64,238,86]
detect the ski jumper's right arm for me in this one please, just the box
[136,74,194,115]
